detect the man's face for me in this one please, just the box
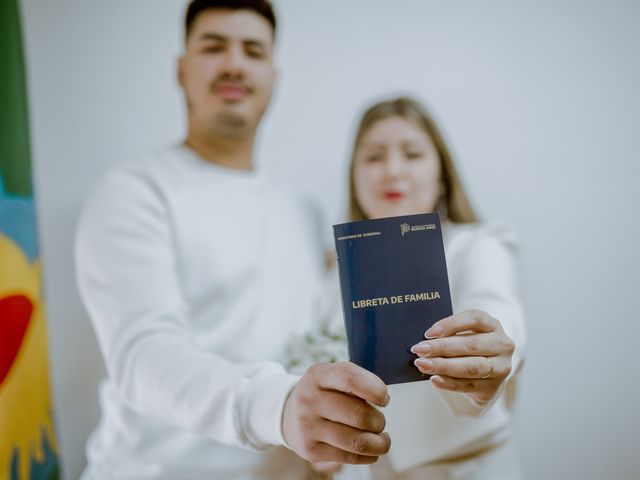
[178,9,276,139]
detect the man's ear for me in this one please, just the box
[267,65,279,99]
[177,55,185,88]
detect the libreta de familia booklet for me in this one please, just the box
[333,212,453,385]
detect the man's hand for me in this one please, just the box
[411,310,515,406]
[283,361,391,465]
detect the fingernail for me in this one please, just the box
[425,325,443,338]
[414,358,434,370]
[382,393,391,407]
[410,342,431,355]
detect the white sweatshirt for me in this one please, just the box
[75,145,325,480]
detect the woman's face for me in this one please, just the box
[353,116,443,220]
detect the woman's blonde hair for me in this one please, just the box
[348,97,478,223]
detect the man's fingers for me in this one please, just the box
[412,332,510,358]
[315,420,391,457]
[309,362,389,407]
[425,310,499,338]
[304,441,384,465]
[283,363,391,465]
[317,390,386,433]
[414,356,509,379]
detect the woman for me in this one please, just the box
[286,97,526,479]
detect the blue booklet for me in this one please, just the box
[333,213,453,384]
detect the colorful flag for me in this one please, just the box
[0,0,60,478]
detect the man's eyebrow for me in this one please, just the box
[197,33,227,42]
[196,33,269,48]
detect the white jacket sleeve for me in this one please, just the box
[75,170,298,451]
[438,223,527,417]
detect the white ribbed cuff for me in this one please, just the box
[243,370,300,449]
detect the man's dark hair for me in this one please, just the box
[185,0,277,40]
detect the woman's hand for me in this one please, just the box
[411,310,515,406]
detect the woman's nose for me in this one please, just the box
[384,152,405,178]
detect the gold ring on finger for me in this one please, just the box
[481,357,494,379]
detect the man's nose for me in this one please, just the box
[220,47,247,76]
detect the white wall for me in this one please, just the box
[20,0,640,478]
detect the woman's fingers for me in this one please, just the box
[414,355,510,380]
[413,312,516,405]
[411,332,508,358]
[424,310,499,338]
[429,375,496,398]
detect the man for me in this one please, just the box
[75,1,390,479]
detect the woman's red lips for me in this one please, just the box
[384,191,404,200]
